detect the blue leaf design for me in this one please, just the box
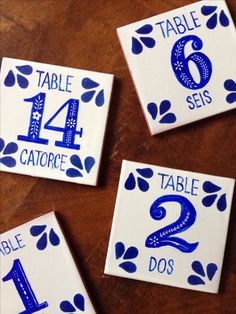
[119,261,137,273]
[203,181,221,193]
[82,77,99,89]
[132,37,143,55]
[206,13,217,29]
[202,194,217,207]
[160,100,171,115]
[66,168,83,178]
[60,300,76,312]
[81,90,96,103]
[84,157,95,173]
[137,177,149,192]
[201,5,217,16]
[226,93,236,104]
[207,263,218,281]
[0,156,16,167]
[4,70,15,87]
[159,113,176,124]
[136,168,153,178]
[30,225,47,237]
[17,74,29,88]
[49,228,60,246]
[123,247,138,260]
[0,138,5,152]
[224,79,236,91]
[140,37,155,48]
[217,193,227,211]
[147,102,158,120]
[3,142,18,155]
[124,173,136,190]
[36,232,47,250]
[136,24,153,34]
[192,261,205,277]
[115,242,125,259]
[16,65,33,75]
[188,275,205,285]
[95,89,104,107]
[219,10,229,27]
[70,155,83,169]
[74,293,85,311]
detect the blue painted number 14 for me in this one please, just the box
[18,93,83,150]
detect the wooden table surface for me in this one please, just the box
[1,1,236,313]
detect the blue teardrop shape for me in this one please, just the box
[219,10,229,27]
[188,275,205,285]
[115,242,125,259]
[3,142,18,155]
[203,181,221,193]
[49,228,60,246]
[201,5,217,16]
[70,155,83,169]
[81,90,96,103]
[206,13,217,29]
[192,261,205,277]
[66,168,83,178]
[159,113,176,124]
[17,74,29,88]
[0,138,5,152]
[60,300,76,312]
[119,261,137,273]
[95,89,105,107]
[132,37,143,55]
[137,177,149,192]
[0,156,16,167]
[160,100,171,115]
[124,173,136,190]
[16,65,33,75]
[140,37,155,48]
[30,225,47,237]
[136,24,153,34]
[82,77,99,89]
[84,156,95,173]
[36,232,47,250]
[224,79,236,91]
[147,102,157,120]
[74,294,85,311]
[123,246,138,260]
[207,263,218,281]
[226,92,236,104]
[217,193,227,211]
[4,70,15,87]
[202,194,217,207]
[136,168,153,178]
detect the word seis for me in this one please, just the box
[148,256,174,275]
[158,173,199,196]
[36,70,74,93]
[187,90,213,110]
[0,234,25,256]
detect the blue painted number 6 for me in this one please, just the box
[171,35,212,90]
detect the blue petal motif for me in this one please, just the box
[224,79,236,91]
[123,247,138,260]
[202,194,217,207]
[188,275,205,285]
[74,293,85,311]
[36,232,47,250]
[82,77,99,89]
[201,5,217,16]
[4,70,15,87]
[81,90,96,103]
[192,261,205,277]
[207,263,218,281]
[139,37,155,48]
[115,242,125,259]
[3,142,18,155]
[136,24,153,34]
[17,74,29,88]
[124,173,136,190]
[49,228,60,246]
[147,102,158,120]
[0,138,5,152]
[203,181,221,193]
[30,225,47,237]
[136,168,153,178]
[119,261,137,273]
[217,193,227,211]
[84,157,95,173]
[160,100,171,115]
[226,93,236,104]
[60,300,76,312]
[16,65,33,75]
[137,177,149,192]
[132,37,143,55]
[219,10,229,27]
[95,89,105,107]
[66,168,83,178]
[159,113,176,124]
[206,12,217,29]
[0,156,16,167]
[70,155,83,169]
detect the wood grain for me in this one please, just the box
[0,1,236,313]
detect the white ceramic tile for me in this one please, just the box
[0,58,113,185]
[105,160,235,293]
[117,0,236,135]
[0,212,96,313]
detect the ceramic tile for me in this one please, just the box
[117,0,236,135]
[0,58,113,185]
[0,212,96,313]
[105,160,235,293]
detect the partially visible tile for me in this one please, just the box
[0,57,113,185]
[105,160,235,293]
[117,0,236,135]
[0,212,96,313]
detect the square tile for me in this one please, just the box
[0,212,96,313]
[105,160,235,293]
[117,0,236,135]
[0,57,113,185]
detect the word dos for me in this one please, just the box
[149,256,174,275]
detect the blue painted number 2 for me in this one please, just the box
[18,93,82,150]
[2,259,48,313]
[171,35,212,90]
